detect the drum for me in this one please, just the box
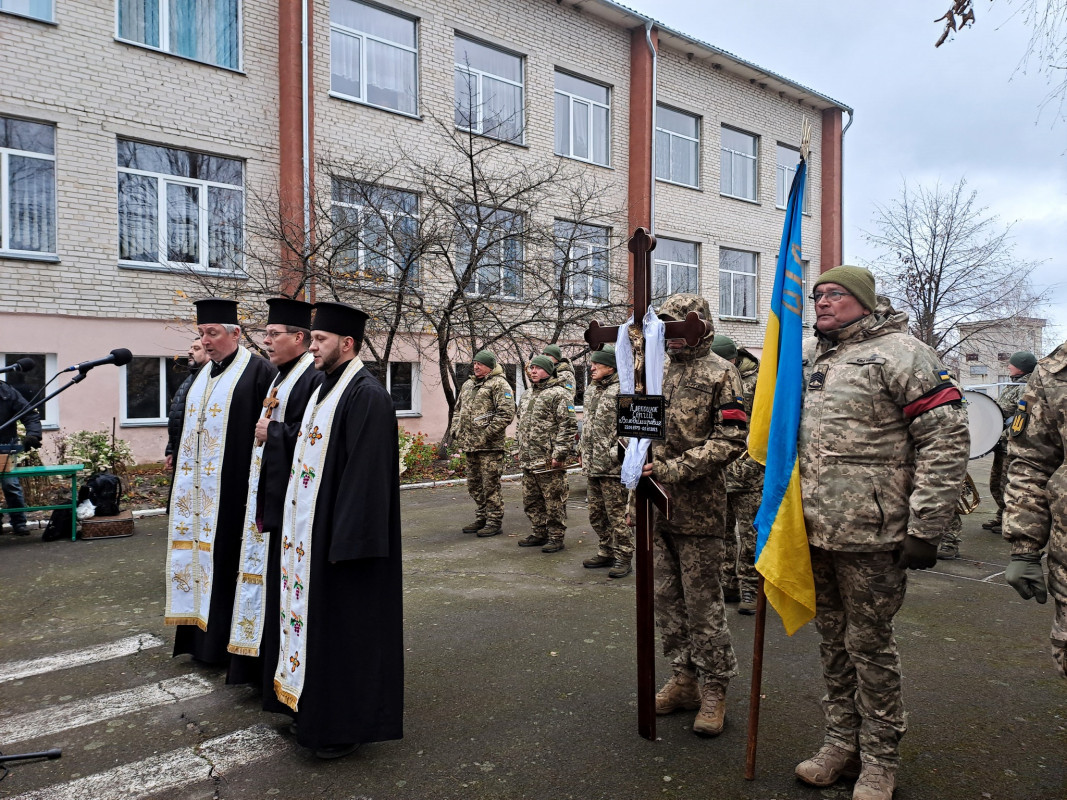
[963,390,1003,459]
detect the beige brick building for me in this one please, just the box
[0,0,850,462]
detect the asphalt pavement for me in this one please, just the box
[0,458,1064,800]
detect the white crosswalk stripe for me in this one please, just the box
[0,634,164,684]
[5,725,287,800]
[0,674,215,743]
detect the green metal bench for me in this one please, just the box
[0,464,85,541]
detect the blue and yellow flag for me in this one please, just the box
[748,155,815,636]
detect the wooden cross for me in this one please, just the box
[584,227,710,741]
[263,387,280,419]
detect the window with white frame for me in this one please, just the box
[775,143,810,212]
[1,0,53,22]
[652,238,698,303]
[554,220,609,306]
[719,248,757,319]
[1,117,56,256]
[330,0,418,116]
[331,180,418,286]
[655,105,699,187]
[365,361,419,413]
[116,0,240,70]
[554,71,609,166]
[121,355,187,424]
[720,126,758,201]
[2,352,59,429]
[117,139,244,274]
[457,206,523,299]
[454,36,524,144]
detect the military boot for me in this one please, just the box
[852,762,896,800]
[518,532,548,547]
[541,536,565,553]
[981,511,1003,530]
[738,587,757,615]
[583,552,613,568]
[794,743,861,787]
[936,539,959,560]
[477,522,503,537]
[462,518,486,534]
[654,671,700,715]
[608,555,632,579]
[692,679,726,736]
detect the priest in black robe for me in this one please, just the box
[264,301,404,759]
[169,297,277,666]
[228,296,322,689]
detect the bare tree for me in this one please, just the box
[863,177,1049,360]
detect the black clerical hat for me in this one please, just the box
[194,297,239,325]
[312,301,369,341]
[266,297,312,329]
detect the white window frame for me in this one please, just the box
[655,105,700,188]
[775,143,810,212]
[329,0,419,117]
[119,356,173,426]
[556,221,610,308]
[114,0,243,70]
[459,207,523,300]
[720,126,758,202]
[719,247,758,320]
[0,0,54,22]
[454,36,525,144]
[652,238,699,302]
[0,118,56,257]
[117,141,245,276]
[331,180,419,286]
[554,71,610,167]
[1,352,59,430]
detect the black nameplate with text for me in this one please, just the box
[617,395,665,440]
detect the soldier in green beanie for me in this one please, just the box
[982,349,1038,535]
[542,344,575,399]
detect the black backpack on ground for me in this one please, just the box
[84,473,123,517]
[42,505,73,541]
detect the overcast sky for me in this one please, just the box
[623,0,1067,347]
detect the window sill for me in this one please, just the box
[719,315,760,323]
[721,193,760,206]
[328,91,421,121]
[114,38,245,75]
[556,152,612,170]
[656,177,700,191]
[118,262,249,280]
[120,420,167,428]
[0,251,60,263]
[455,127,528,148]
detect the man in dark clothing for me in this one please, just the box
[164,339,208,472]
[0,381,42,536]
[265,301,403,760]
[165,297,277,667]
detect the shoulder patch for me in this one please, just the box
[938,369,952,382]
[847,355,886,366]
[567,405,575,412]
[504,392,513,399]
[1009,399,1029,438]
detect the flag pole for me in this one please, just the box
[745,575,768,780]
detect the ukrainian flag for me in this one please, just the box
[748,154,815,636]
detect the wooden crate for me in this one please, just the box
[80,509,135,539]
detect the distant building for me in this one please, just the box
[1,0,850,460]
[956,317,1046,397]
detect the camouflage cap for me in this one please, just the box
[658,293,714,343]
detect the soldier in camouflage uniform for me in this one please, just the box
[642,294,748,738]
[794,267,969,800]
[450,350,515,537]
[516,354,577,553]
[982,350,1036,535]
[542,343,576,399]
[1003,342,1067,680]
[712,335,764,614]
[579,345,634,578]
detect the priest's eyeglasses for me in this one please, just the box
[263,328,297,340]
[809,290,854,303]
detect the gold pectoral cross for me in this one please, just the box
[263,387,280,419]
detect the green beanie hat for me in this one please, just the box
[710,335,737,361]
[590,345,616,369]
[1009,350,1037,374]
[473,350,496,369]
[813,265,877,312]
[529,355,556,375]
[542,344,563,361]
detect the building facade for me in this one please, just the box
[1,0,850,462]
[956,317,1047,397]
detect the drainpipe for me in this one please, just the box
[840,109,853,263]
[302,0,312,296]
[645,22,656,236]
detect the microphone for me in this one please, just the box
[0,357,36,374]
[61,348,134,373]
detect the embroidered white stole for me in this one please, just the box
[228,352,315,657]
[165,346,253,630]
[274,357,363,711]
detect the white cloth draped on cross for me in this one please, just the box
[617,305,665,489]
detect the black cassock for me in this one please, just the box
[228,356,322,688]
[263,364,404,749]
[172,350,277,665]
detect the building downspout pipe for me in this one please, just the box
[301,0,312,284]
[840,109,853,263]
[645,22,656,236]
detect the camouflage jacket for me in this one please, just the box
[650,338,748,537]
[555,360,576,399]
[580,371,623,478]
[450,364,515,452]
[726,349,765,493]
[517,375,577,469]
[1004,343,1067,561]
[799,297,970,551]
[997,374,1030,443]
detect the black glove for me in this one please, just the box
[22,435,41,450]
[895,536,938,570]
[1004,552,1047,603]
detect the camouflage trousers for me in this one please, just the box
[465,450,505,526]
[587,476,633,559]
[810,546,908,767]
[942,513,963,546]
[654,530,738,684]
[721,490,760,594]
[522,469,568,541]
[989,442,1011,515]
[1050,534,1067,678]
